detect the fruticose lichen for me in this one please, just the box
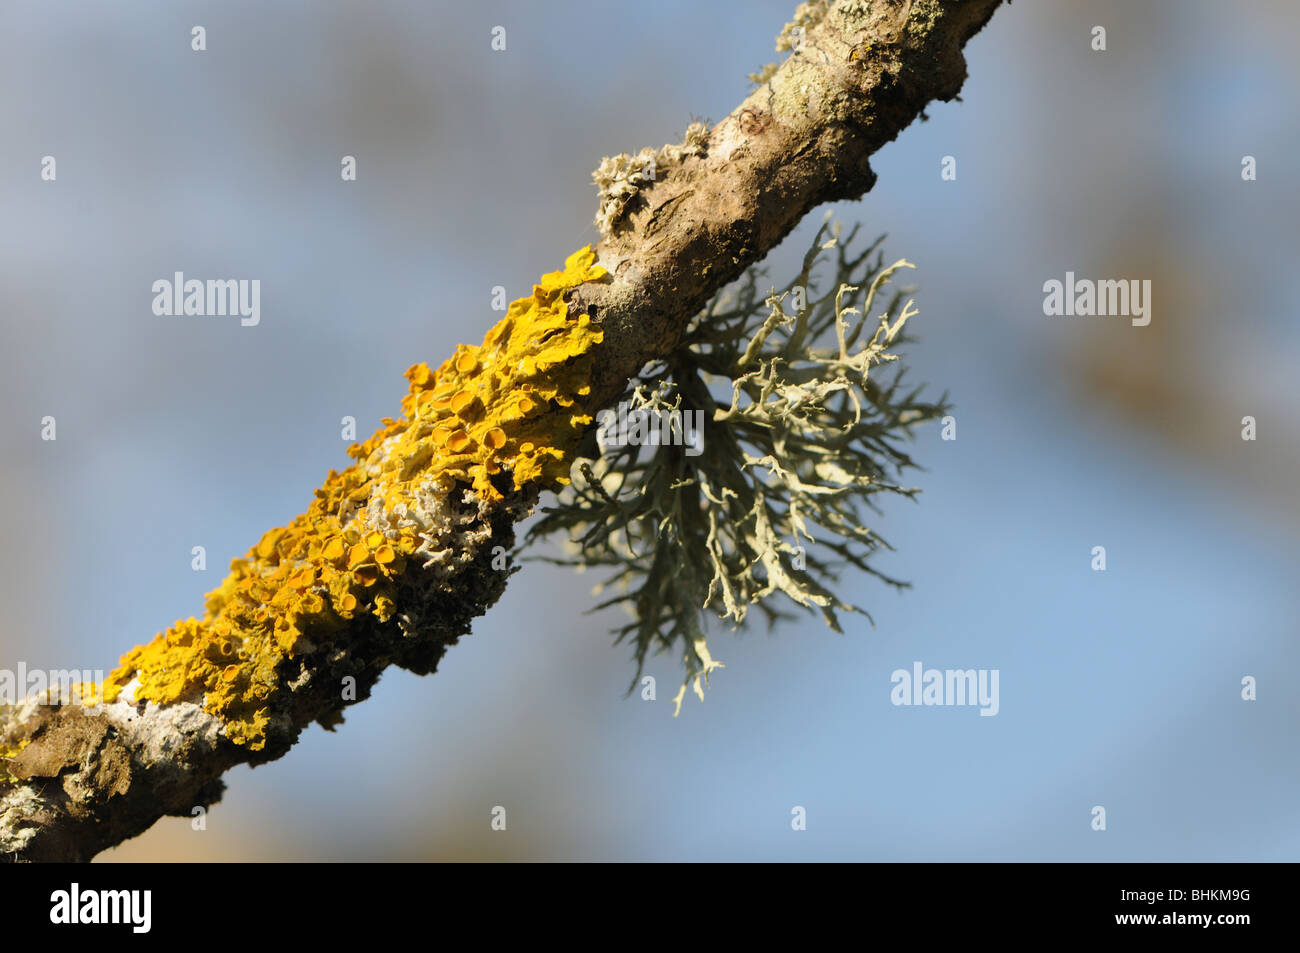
[526,219,946,713]
[592,122,709,237]
[99,247,609,751]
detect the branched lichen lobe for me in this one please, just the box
[102,248,609,750]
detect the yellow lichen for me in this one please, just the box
[0,738,28,784]
[100,247,608,750]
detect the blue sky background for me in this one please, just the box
[1,0,1296,860]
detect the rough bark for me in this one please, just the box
[0,0,1003,862]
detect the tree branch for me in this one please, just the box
[0,0,1003,862]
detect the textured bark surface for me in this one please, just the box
[578,0,1003,411]
[0,0,1003,862]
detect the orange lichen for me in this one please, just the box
[100,247,608,750]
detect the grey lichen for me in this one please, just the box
[0,784,43,855]
[592,122,709,238]
[836,0,872,21]
[777,0,832,51]
[749,0,833,86]
[526,217,948,712]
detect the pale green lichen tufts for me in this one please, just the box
[776,0,831,52]
[749,0,832,86]
[592,121,709,237]
[526,216,948,711]
[836,0,872,22]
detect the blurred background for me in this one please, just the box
[2,0,1297,860]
